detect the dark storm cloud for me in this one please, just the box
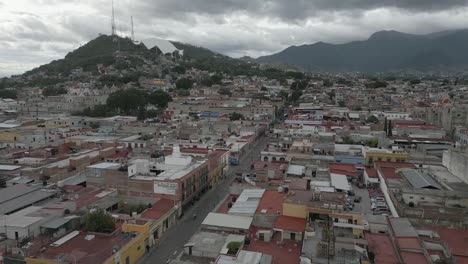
[1,0,468,76]
[127,0,468,22]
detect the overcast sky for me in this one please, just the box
[1,0,468,77]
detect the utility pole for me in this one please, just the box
[131,16,135,42]
[111,0,116,36]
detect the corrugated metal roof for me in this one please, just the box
[401,169,441,189]
[330,173,351,191]
[202,213,252,230]
[41,217,70,229]
[228,189,265,216]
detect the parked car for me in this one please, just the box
[354,196,362,203]
[371,197,385,202]
[373,206,389,211]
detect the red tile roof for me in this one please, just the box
[181,148,209,154]
[329,162,359,177]
[396,237,422,250]
[274,216,305,232]
[428,226,468,258]
[246,226,301,264]
[288,178,309,191]
[256,190,285,214]
[365,233,399,264]
[38,230,133,264]
[365,168,378,178]
[141,199,174,220]
[375,161,416,179]
[401,251,429,264]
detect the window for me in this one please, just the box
[137,245,141,251]
[125,256,130,264]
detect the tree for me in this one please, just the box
[366,138,379,148]
[388,120,393,137]
[290,90,303,102]
[201,77,213,87]
[352,105,362,111]
[149,90,172,108]
[146,109,160,118]
[227,241,242,253]
[278,91,289,101]
[89,122,100,129]
[366,81,388,89]
[218,87,232,96]
[260,86,267,91]
[342,136,354,144]
[0,89,17,99]
[323,79,333,87]
[366,115,379,124]
[171,65,186,74]
[210,74,223,85]
[177,89,190,96]
[175,78,193,89]
[86,209,115,233]
[42,86,67,96]
[230,112,244,121]
[107,88,148,115]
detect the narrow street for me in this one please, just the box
[139,136,268,264]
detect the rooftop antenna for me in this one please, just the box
[131,16,135,42]
[111,0,116,36]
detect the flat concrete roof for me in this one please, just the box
[87,162,120,169]
[202,213,253,230]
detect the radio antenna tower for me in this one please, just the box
[111,0,116,36]
[131,16,135,41]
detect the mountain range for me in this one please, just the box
[257,29,468,72]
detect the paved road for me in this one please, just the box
[139,136,269,264]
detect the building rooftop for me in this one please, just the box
[390,218,418,237]
[274,216,305,232]
[35,230,135,264]
[375,161,416,179]
[428,225,468,260]
[155,161,206,181]
[0,165,21,171]
[245,226,301,264]
[140,199,174,220]
[202,213,253,231]
[400,169,442,190]
[0,184,57,214]
[400,251,429,264]
[365,233,399,264]
[87,162,121,169]
[330,173,351,191]
[255,191,285,215]
[228,189,265,216]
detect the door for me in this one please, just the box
[259,233,265,241]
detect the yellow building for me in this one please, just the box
[364,147,409,164]
[26,222,151,264]
[283,196,366,238]
[104,222,150,264]
[0,131,21,142]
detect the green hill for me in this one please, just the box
[257,29,468,72]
